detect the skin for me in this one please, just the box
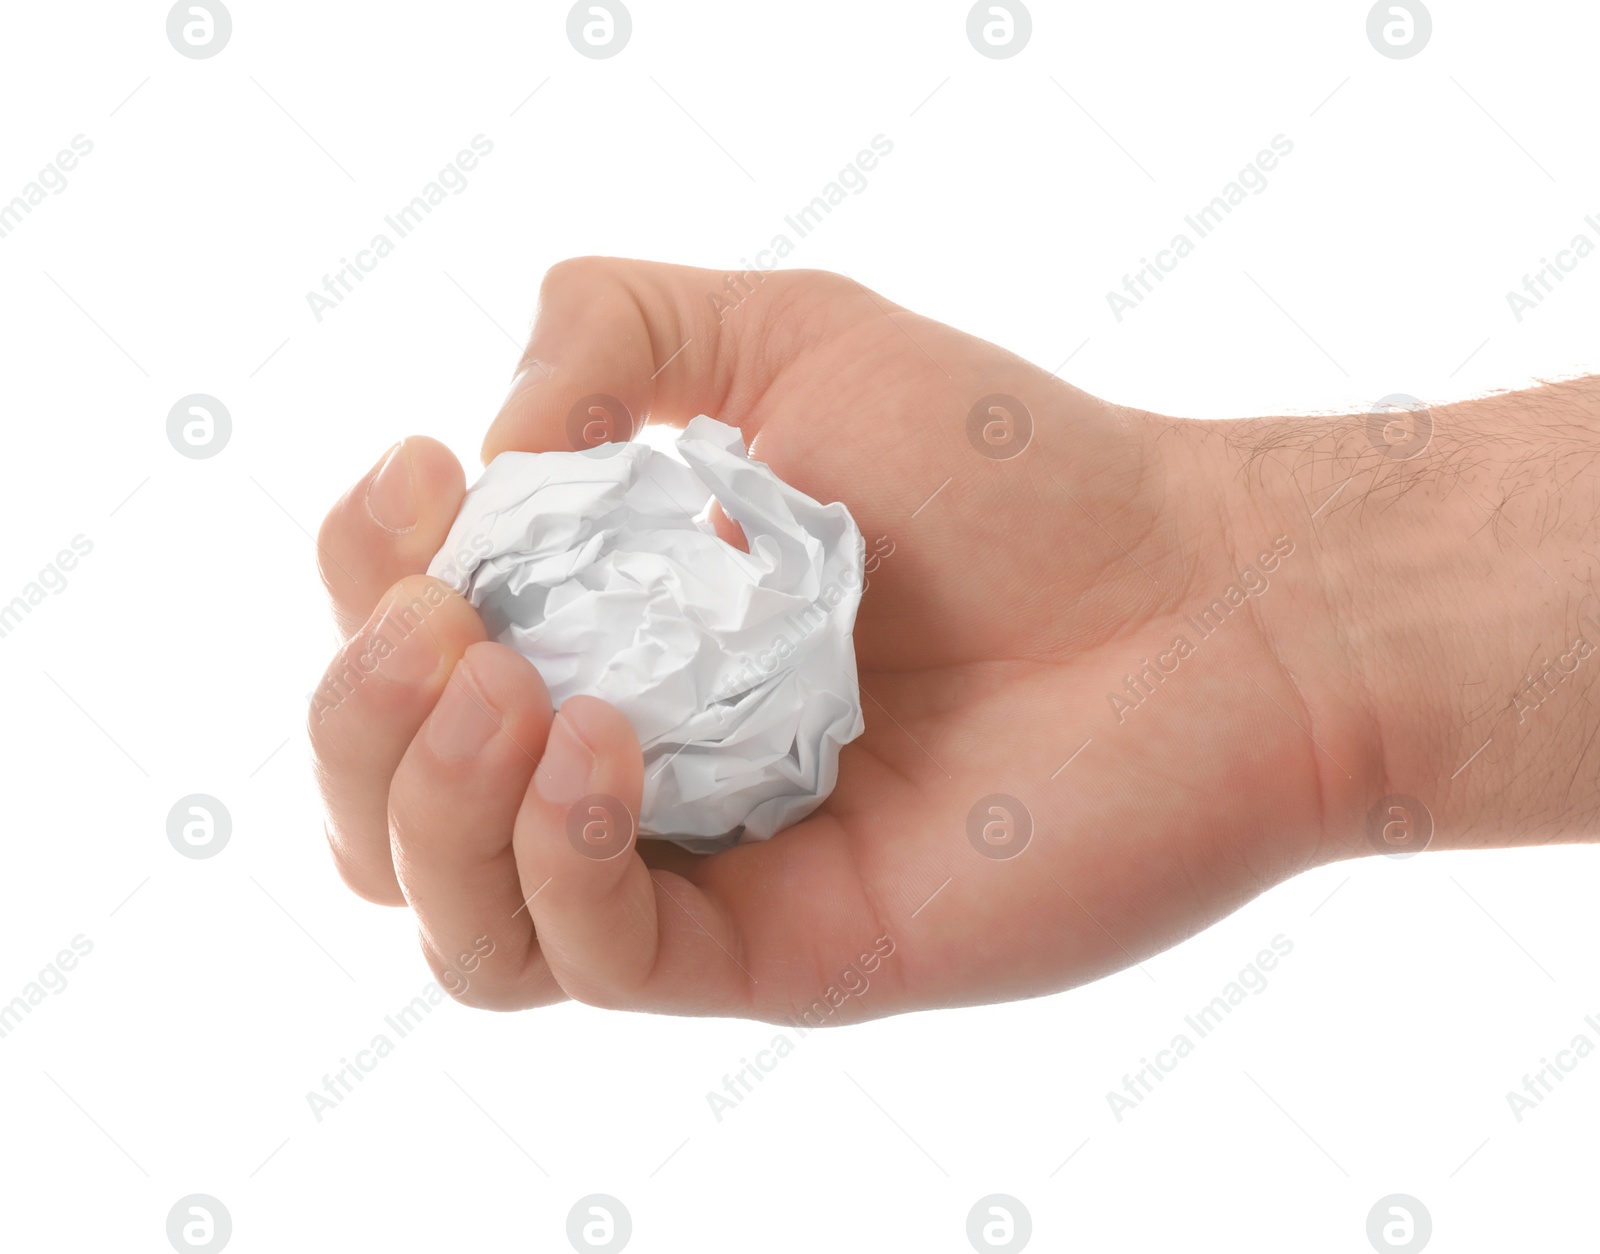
[308,257,1600,1023]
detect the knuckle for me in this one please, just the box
[306,643,382,766]
[567,981,634,1012]
[314,502,357,602]
[752,268,854,344]
[326,830,403,906]
[386,574,476,641]
[424,938,522,1010]
[388,570,449,606]
[386,760,479,859]
[540,255,618,301]
[385,792,427,857]
[438,974,554,1011]
[778,265,849,293]
[305,674,345,766]
[438,974,494,1008]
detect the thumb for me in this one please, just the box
[481,256,855,462]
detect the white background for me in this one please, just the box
[2,1,1597,1250]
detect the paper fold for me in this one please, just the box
[427,417,865,851]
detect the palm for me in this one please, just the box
[668,288,1325,1021]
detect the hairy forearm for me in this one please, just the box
[1180,376,1600,858]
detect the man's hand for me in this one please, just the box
[307,258,1600,1022]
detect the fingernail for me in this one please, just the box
[369,595,439,683]
[428,658,500,759]
[536,707,597,804]
[366,441,417,532]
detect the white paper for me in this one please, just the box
[427,416,866,851]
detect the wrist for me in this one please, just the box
[1191,380,1600,859]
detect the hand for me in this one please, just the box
[308,257,1600,1022]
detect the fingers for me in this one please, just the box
[386,642,567,1009]
[317,436,467,639]
[512,696,756,1014]
[704,498,748,552]
[309,576,487,904]
[482,257,859,462]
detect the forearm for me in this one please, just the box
[1180,376,1600,858]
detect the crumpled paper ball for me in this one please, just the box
[426,416,866,852]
